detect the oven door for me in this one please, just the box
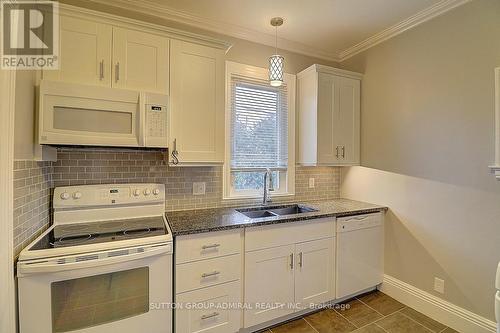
[18,245,172,333]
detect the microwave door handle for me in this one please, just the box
[139,92,146,146]
[17,244,171,276]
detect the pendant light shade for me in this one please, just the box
[269,17,284,87]
[269,54,284,87]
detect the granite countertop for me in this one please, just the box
[165,198,387,236]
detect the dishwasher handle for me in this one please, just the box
[337,214,382,232]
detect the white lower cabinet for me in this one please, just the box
[244,245,296,327]
[295,238,335,308]
[243,219,336,328]
[175,214,384,332]
[175,230,242,333]
[175,282,241,333]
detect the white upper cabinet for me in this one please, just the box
[297,64,361,166]
[112,28,169,93]
[169,40,225,165]
[43,16,112,86]
[44,15,169,94]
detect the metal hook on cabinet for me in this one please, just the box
[171,138,179,165]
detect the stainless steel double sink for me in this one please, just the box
[236,204,318,219]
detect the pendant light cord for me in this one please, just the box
[275,25,278,55]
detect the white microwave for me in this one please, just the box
[38,80,168,148]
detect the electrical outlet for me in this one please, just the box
[434,277,445,294]
[308,178,315,188]
[192,182,206,195]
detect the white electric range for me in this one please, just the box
[17,183,173,333]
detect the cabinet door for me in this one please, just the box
[170,40,224,164]
[244,245,295,327]
[112,28,169,93]
[176,282,241,333]
[335,76,360,165]
[43,16,112,86]
[317,73,340,164]
[295,238,335,309]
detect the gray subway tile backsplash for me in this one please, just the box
[14,147,340,254]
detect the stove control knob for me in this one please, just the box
[60,192,70,200]
[133,189,141,197]
[73,192,82,199]
[144,189,151,196]
[153,189,160,196]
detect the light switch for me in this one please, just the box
[309,178,315,188]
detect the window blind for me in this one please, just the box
[230,74,288,170]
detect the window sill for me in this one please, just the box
[222,192,295,201]
[489,165,500,180]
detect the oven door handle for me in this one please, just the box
[17,243,172,276]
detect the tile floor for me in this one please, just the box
[261,291,459,333]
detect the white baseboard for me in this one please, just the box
[379,275,497,333]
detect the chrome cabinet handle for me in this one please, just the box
[99,60,104,80]
[171,138,179,165]
[201,271,220,278]
[202,243,220,250]
[298,252,303,268]
[201,312,220,320]
[341,146,345,158]
[290,253,294,269]
[115,62,120,82]
[336,146,339,158]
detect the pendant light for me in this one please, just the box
[269,17,284,87]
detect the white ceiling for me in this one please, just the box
[91,0,471,61]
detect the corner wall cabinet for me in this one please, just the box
[297,64,362,166]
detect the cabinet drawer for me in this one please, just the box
[176,254,241,294]
[337,212,382,232]
[245,218,335,252]
[175,282,241,333]
[176,229,242,264]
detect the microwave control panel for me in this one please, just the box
[146,104,167,138]
[144,92,168,148]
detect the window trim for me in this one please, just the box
[224,61,296,200]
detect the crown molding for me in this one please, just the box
[84,0,471,63]
[84,0,341,62]
[337,0,473,61]
[59,3,231,50]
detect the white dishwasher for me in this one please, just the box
[336,212,384,299]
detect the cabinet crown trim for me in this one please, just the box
[59,3,232,51]
[297,64,363,80]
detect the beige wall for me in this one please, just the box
[341,0,500,320]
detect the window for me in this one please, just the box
[224,62,295,199]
